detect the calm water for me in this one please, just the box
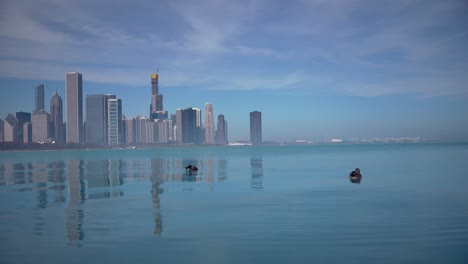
[1,143,468,263]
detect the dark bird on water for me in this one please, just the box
[349,168,362,184]
[185,165,198,171]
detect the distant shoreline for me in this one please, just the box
[0,140,465,152]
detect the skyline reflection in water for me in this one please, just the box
[0,156,229,245]
[1,144,468,263]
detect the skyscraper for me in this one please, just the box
[0,119,4,142]
[204,103,215,144]
[250,111,262,145]
[32,110,50,142]
[194,107,202,143]
[85,94,115,145]
[181,107,197,144]
[175,109,183,144]
[15,112,31,143]
[215,114,227,145]
[135,116,147,144]
[66,72,83,144]
[23,122,31,143]
[35,84,45,112]
[50,91,64,143]
[3,114,18,142]
[150,73,164,120]
[107,98,122,145]
[125,117,136,144]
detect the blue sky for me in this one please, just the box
[1,0,467,142]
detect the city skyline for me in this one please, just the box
[1,0,468,142]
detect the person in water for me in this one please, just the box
[350,168,361,177]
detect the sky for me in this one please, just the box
[1,0,468,142]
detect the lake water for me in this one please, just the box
[1,143,468,263]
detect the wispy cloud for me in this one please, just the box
[0,0,467,97]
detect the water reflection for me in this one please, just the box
[66,160,85,246]
[0,156,230,244]
[250,157,264,190]
[349,175,362,184]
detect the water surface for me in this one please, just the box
[1,143,467,263]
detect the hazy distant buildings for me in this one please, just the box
[215,114,227,145]
[204,103,215,144]
[250,111,262,145]
[107,98,122,145]
[50,91,64,143]
[32,110,50,142]
[66,72,83,144]
[0,69,233,148]
[35,84,45,112]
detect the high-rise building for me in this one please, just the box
[3,114,18,142]
[204,103,215,144]
[32,110,50,142]
[86,94,115,145]
[50,91,64,143]
[215,114,227,145]
[194,108,202,143]
[122,114,127,145]
[250,111,262,145]
[181,107,197,144]
[23,122,31,143]
[35,84,45,112]
[0,118,4,142]
[107,98,122,145]
[16,112,31,143]
[150,73,164,120]
[175,109,183,144]
[170,114,176,142]
[66,72,83,144]
[125,117,136,144]
[135,116,147,144]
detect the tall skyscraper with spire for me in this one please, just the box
[204,103,215,144]
[150,71,164,120]
[50,91,64,143]
[66,72,83,144]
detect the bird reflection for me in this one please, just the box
[250,157,264,190]
[349,175,362,184]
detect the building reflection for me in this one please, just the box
[205,160,215,183]
[250,157,264,190]
[86,160,124,199]
[66,160,85,247]
[0,156,233,242]
[150,159,165,236]
[217,160,228,182]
